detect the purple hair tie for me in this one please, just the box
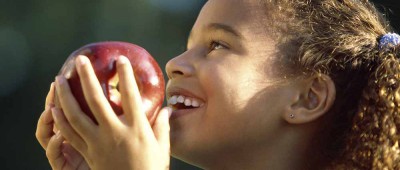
[379,33,400,49]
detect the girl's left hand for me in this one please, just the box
[53,55,171,170]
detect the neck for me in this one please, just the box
[203,124,327,170]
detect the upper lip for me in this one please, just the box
[166,86,205,102]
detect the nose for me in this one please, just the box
[166,52,194,79]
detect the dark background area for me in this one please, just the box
[0,0,398,169]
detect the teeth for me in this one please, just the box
[169,96,177,105]
[177,96,185,103]
[168,95,204,108]
[184,98,191,106]
[192,100,199,107]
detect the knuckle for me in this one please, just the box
[35,131,47,145]
[45,151,51,158]
[35,130,41,140]
[45,144,54,158]
[36,138,45,149]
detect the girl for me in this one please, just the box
[36,0,400,169]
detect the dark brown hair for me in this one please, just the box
[263,0,400,169]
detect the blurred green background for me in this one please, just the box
[0,0,398,169]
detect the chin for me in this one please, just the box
[169,130,203,167]
[170,147,207,169]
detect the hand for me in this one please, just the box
[36,83,89,170]
[53,55,171,170]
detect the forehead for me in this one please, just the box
[192,0,267,38]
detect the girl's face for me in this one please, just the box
[166,0,294,166]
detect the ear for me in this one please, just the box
[283,74,336,124]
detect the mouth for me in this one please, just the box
[166,86,206,119]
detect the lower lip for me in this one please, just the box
[170,106,203,120]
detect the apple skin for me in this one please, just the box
[56,41,165,125]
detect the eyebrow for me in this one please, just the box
[188,23,243,42]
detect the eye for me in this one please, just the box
[209,40,228,52]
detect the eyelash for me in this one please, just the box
[209,40,228,52]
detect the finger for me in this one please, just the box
[62,142,87,169]
[45,82,55,110]
[153,107,172,151]
[46,131,66,169]
[36,107,54,149]
[52,107,88,153]
[75,55,119,126]
[116,56,146,126]
[37,83,56,149]
[55,76,97,140]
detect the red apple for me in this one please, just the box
[55,41,165,125]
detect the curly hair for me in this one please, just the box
[262,0,400,169]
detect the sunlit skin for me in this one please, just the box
[166,0,288,166]
[36,56,171,170]
[36,0,337,169]
[166,0,335,169]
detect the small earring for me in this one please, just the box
[289,114,295,119]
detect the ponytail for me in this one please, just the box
[339,34,400,169]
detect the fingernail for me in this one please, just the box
[118,55,128,64]
[55,76,65,85]
[77,55,88,66]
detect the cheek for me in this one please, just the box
[196,68,285,150]
[171,59,288,157]
[198,59,270,120]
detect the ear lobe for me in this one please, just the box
[284,74,336,124]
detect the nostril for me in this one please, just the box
[172,70,184,75]
[168,70,185,79]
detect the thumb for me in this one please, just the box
[153,107,171,150]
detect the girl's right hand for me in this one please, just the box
[36,83,89,170]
